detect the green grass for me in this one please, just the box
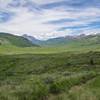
[0,51,100,100]
[0,43,100,55]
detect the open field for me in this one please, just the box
[0,44,100,54]
[0,51,100,100]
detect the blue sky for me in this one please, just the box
[0,0,100,40]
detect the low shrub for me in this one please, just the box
[49,72,96,94]
[14,81,49,100]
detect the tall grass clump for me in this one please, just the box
[49,72,97,94]
[13,79,49,100]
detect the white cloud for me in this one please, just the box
[0,0,12,9]
[79,28,100,35]
[31,0,63,5]
[0,0,100,40]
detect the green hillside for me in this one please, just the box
[41,34,100,47]
[69,34,100,46]
[0,33,38,47]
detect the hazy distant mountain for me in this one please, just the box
[22,34,77,46]
[22,34,42,45]
[44,34,100,46]
[22,34,86,46]
[22,33,100,47]
[0,32,38,47]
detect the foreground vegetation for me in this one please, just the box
[0,51,100,100]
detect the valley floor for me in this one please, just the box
[0,44,100,54]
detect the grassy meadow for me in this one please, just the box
[0,45,100,100]
[0,43,100,54]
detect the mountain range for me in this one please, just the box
[0,32,100,48]
[22,33,100,47]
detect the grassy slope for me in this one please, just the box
[40,34,100,47]
[0,33,37,47]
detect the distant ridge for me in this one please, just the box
[0,32,38,47]
[0,32,99,47]
[22,34,42,45]
[22,33,100,47]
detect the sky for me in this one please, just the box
[0,0,100,40]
